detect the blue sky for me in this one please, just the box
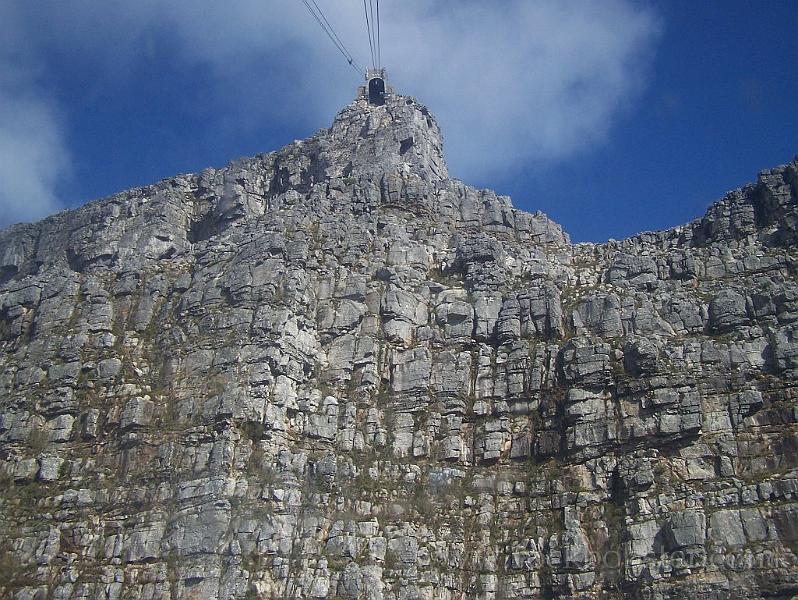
[0,1,796,241]
[513,0,798,241]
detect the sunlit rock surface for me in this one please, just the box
[2,93,798,599]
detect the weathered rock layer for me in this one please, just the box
[2,94,798,599]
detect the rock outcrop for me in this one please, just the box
[1,92,798,600]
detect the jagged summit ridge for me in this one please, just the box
[323,94,448,182]
[1,94,798,600]
[0,93,564,279]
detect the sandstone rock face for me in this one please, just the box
[1,93,798,600]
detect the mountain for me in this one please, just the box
[1,91,798,600]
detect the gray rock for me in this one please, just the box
[120,397,154,430]
[0,88,797,600]
[434,297,474,339]
[606,252,658,286]
[390,347,431,393]
[36,455,64,482]
[709,510,746,546]
[559,337,613,387]
[709,289,749,333]
[573,293,623,338]
[623,337,659,376]
[665,510,706,549]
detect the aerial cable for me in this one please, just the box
[369,0,378,67]
[369,0,379,68]
[300,0,362,74]
[366,0,376,69]
[309,0,358,69]
[376,0,381,68]
[363,0,376,69]
[301,0,361,72]
[302,0,362,73]
[363,0,376,68]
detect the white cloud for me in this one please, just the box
[0,91,70,227]
[0,5,70,227]
[382,0,660,179]
[143,0,660,180]
[0,0,659,226]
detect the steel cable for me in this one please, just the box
[363,0,376,69]
[301,0,363,74]
[376,0,381,68]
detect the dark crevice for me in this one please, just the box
[66,249,85,273]
[187,212,218,244]
[399,137,414,155]
[752,183,778,229]
[271,166,291,195]
[0,265,18,287]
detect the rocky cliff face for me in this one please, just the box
[1,93,798,600]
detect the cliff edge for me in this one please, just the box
[1,95,798,599]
